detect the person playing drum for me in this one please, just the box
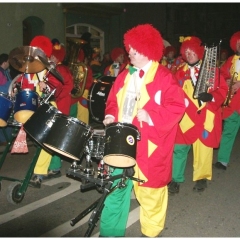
[28,36,74,187]
[100,24,186,237]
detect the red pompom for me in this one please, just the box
[30,35,52,57]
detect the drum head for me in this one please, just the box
[88,77,115,123]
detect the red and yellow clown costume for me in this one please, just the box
[172,36,228,184]
[216,31,240,167]
[100,24,185,237]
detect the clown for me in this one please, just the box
[100,24,186,237]
[215,31,240,170]
[104,47,127,77]
[160,45,176,70]
[168,36,228,194]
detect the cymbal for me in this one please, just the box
[38,56,64,83]
[9,46,47,73]
[67,37,87,45]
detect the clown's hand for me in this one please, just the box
[103,116,114,126]
[137,109,150,123]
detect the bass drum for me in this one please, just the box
[88,76,115,123]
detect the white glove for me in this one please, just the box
[137,109,150,123]
[103,116,114,126]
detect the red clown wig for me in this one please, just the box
[180,36,204,61]
[164,46,176,57]
[52,44,66,63]
[30,35,52,58]
[110,47,125,61]
[124,23,164,61]
[230,31,240,52]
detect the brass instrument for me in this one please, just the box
[193,44,218,99]
[223,72,238,107]
[67,38,88,98]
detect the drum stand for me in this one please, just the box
[0,122,42,204]
[66,164,144,237]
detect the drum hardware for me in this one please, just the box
[66,168,144,237]
[9,46,48,74]
[38,55,64,83]
[39,88,56,105]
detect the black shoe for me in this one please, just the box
[214,162,227,170]
[193,179,207,192]
[168,181,180,194]
[45,170,61,179]
[29,175,42,188]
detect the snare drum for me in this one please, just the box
[14,89,39,123]
[88,129,105,159]
[103,122,140,167]
[0,92,13,127]
[23,103,61,149]
[43,114,94,160]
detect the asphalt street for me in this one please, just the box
[0,120,240,237]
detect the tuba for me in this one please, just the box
[67,38,88,98]
[193,44,218,99]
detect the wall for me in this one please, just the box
[0,3,65,54]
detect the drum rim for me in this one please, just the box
[106,122,139,131]
[0,92,11,100]
[54,113,94,130]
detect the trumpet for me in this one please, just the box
[223,72,238,107]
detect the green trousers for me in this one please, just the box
[218,111,240,164]
[100,168,133,237]
[48,155,62,171]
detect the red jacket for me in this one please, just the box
[174,63,228,147]
[105,63,185,188]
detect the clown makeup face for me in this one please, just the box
[128,46,149,68]
[184,48,199,65]
[236,40,240,54]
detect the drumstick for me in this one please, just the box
[137,94,142,128]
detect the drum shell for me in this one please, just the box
[14,89,39,123]
[23,103,61,149]
[0,92,13,127]
[44,114,93,160]
[88,76,115,123]
[103,122,139,167]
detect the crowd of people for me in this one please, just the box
[1,24,240,237]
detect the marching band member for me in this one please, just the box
[215,31,240,170]
[104,47,127,77]
[100,23,185,237]
[168,36,228,194]
[29,36,73,187]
